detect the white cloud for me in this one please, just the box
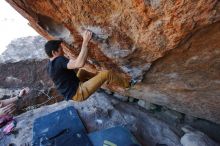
[0,1,38,54]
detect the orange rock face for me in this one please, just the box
[6,0,220,123]
[128,22,220,124]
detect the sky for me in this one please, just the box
[0,1,38,54]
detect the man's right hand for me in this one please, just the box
[82,30,92,45]
[67,30,92,69]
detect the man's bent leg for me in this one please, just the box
[72,70,129,101]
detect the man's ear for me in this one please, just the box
[52,50,56,56]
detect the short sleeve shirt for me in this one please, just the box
[47,56,80,100]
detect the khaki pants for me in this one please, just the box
[72,69,129,101]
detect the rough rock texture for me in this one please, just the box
[0,92,183,146]
[0,60,51,89]
[6,0,220,124]
[0,58,220,145]
[2,92,220,146]
[0,36,51,102]
[0,36,47,63]
[0,37,63,109]
[127,22,220,124]
[181,126,219,146]
[0,59,65,114]
[0,36,53,103]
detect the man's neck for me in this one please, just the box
[50,55,60,61]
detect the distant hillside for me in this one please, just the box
[0,36,47,63]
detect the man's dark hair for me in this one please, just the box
[44,40,62,57]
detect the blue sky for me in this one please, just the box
[0,1,38,54]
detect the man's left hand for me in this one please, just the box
[0,103,16,116]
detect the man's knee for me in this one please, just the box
[99,70,111,77]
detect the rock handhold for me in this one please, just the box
[180,126,220,146]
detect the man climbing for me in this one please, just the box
[44,30,131,101]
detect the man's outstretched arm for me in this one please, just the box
[67,30,92,69]
[0,87,30,107]
[0,87,29,115]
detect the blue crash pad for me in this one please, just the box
[32,106,92,146]
[88,126,141,146]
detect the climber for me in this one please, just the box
[0,87,30,116]
[44,30,132,101]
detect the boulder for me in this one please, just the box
[0,92,182,146]
[5,0,220,124]
[181,126,220,146]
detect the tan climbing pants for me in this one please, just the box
[72,69,129,101]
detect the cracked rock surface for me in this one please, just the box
[0,92,182,146]
[4,0,220,126]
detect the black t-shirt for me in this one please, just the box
[47,56,80,100]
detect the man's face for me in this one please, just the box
[53,46,64,57]
[57,47,64,56]
[51,45,64,58]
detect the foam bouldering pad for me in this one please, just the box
[32,106,92,146]
[88,126,141,146]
